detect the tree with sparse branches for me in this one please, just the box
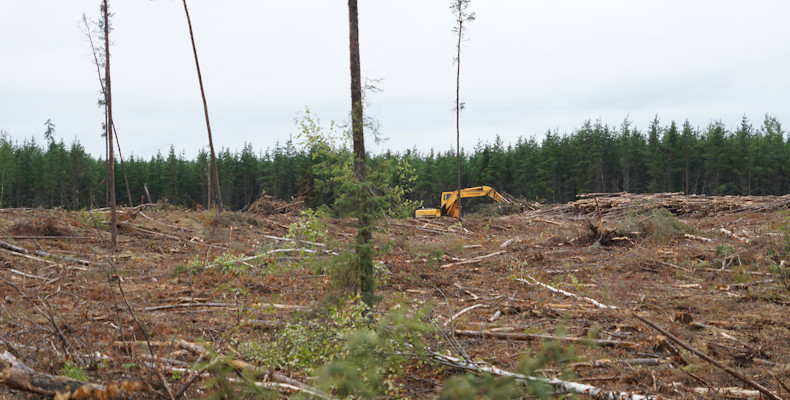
[347,0,374,305]
[102,0,118,246]
[451,0,474,218]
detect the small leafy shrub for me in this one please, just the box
[617,208,697,243]
[287,207,329,244]
[61,360,88,382]
[316,301,435,399]
[237,296,373,374]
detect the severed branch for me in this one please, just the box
[428,350,656,400]
[33,250,91,266]
[444,303,487,327]
[0,247,58,266]
[517,275,618,309]
[441,250,507,269]
[634,313,782,400]
[143,302,305,312]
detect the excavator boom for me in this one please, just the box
[415,186,509,218]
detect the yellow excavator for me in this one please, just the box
[415,186,509,218]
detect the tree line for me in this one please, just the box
[1,114,788,212]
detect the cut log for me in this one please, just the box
[428,351,656,399]
[453,329,636,348]
[692,387,760,399]
[0,240,28,254]
[0,350,105,396]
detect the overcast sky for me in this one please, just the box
[1,1,789,159]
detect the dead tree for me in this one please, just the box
[181,0,223,210]
[103,0,117,246]
[82,14,132,207]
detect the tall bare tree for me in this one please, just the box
[347,0,373,304]
[82,14,132,207]
[103,0,117,246]
[451,0,474,218]
[181,0,222,210]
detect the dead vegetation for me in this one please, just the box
[0,194,789,399]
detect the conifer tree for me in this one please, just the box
[348,0,374,305]
[451,0,474,218]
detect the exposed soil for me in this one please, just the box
[1,195,789,399]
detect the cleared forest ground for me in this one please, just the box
[1,194,789,399]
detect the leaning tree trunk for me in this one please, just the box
[182,0,223,211]
[348,0,373,305]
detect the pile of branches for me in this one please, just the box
[244,192,304,215]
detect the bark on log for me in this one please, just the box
[429,351,656,399]
[0,240,28,254]
[0,350,105,396]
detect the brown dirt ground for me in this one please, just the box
[0,200,789,399]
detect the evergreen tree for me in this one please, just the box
[646,116,663,192]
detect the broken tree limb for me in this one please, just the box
[444,304,487,327]
[0,247,57,266]
[684,233,713,243]
[453,330,636,348]
[8,269,48,281]
[33,250,91,266]
[428,351,656,400]
[634,313,782,400]
[517,275,618,309]
[120,223,227,249]
[441,250,507,269]
[142,302,305,312]
[720,228,750,243]
[0,350,106,397]
[692,387,760,399]
[571,358,666,369]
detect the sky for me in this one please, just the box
[1,1,789,159]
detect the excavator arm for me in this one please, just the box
[415,186,509,218]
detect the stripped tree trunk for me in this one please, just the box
[182,0,223,211]
[103,0,117,246]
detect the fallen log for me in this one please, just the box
[634,313,782,400]
[142,302,306,312]
[453,330,636,348]
[0,247,58,266]
[692,387,760,399]
[571,358,666,369]
[33,250,91,266]
[0,350,107,397]
[0,240,28,254]
[517,275,618,309]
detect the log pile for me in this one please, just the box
[542,192,790,217]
